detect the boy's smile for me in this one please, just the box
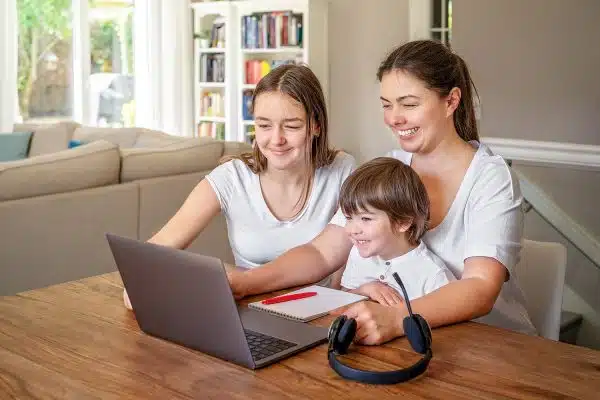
[344,207,414,261]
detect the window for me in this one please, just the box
[16,0,135,126]
[431,0,452,46]
[89,0,135,127]
[17,0,73,124]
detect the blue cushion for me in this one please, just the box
[0,131,33,162]
[68,139,84,148]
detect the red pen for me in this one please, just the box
[261,291,318,305]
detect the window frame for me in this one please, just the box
[409,0,452,45]
[430,0,451,46]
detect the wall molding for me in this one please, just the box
[482,137,600,170]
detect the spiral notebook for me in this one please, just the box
[248,285,368,322]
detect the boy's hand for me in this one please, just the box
[352,281,404,306]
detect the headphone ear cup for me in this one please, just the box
[404,314,430,354]
[417,315,432,349]
[335,318,356,354]
[328,315,346,351]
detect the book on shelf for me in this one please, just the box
[199,54,225,83]
[245,125,255,145]
[242,90,253,121]
[209,17,226,48]
[199,91,224,117]
[242,11,303,49]
[197,122,225,140]
[194,16,226,49]
[245,59,298,84]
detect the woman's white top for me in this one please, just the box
[331,142,536,335]
[206,152,356,268]
[341,241,457,301]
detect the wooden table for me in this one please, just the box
[1,273,599,399]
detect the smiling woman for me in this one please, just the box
[206,64,355,266]
[122,63,356,309]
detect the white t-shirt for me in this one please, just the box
[331,142,536,335]
[206,152,356,268]
[341,241,456,301]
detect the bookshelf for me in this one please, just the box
[192,1,234,140]
[191,0,329,144]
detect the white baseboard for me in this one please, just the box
[482,137,600,170]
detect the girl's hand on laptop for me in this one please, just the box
[353,281,404,306]
[123,288,133,310]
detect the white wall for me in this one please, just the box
[327,0,410,163]
[450,0,600,349]
[451,0,600,145]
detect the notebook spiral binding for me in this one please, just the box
[248,304,304,322]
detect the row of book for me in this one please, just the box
[199,54,225,83]
[241,11,303,49]
[245,58,297,85]
[197,122,225,140]
[242,89,253,121]
[245,125,256,145]
[199,91,224,117]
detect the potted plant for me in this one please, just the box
[196,30,211,49]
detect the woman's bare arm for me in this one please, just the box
[230,224,353,297]
[410,256,506,322]
[148,179,221,249]
[343,256,507,344]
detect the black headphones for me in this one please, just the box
[327,272,433,384]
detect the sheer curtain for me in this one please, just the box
[134,0,193,137]
[0,0,18,131]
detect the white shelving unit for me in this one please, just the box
[192,1,236,140]
[191,0,328,143]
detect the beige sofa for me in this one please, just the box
[0,122,250,296]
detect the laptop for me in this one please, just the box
[105,233,328,369]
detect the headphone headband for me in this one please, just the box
[327,273,432,384]
[392,272,413,316]
[328,348,432,385]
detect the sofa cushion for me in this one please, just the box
[133,131,185,148]
[72,127,141,148]
[26,121,80,157]
[72,127,180,149]
[0,132,32,162]
[120,137,224,182]
[0,140,120,201]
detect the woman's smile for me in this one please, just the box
[396,127,419,137]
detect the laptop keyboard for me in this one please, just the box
[244,329,297,361]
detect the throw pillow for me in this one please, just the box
[68,139,84,148]
[0,132,33,162]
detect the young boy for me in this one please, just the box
[337,157,456,305]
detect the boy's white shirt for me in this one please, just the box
[341,241,456,300]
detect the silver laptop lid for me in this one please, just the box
[106,233,255,368]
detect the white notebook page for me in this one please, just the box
[247,285,368,322]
